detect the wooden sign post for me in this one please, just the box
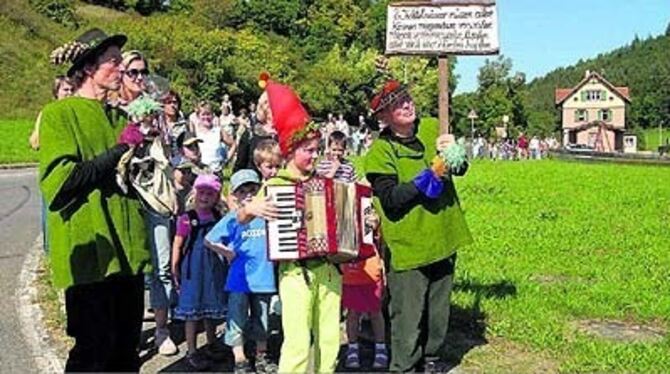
[385,0,499,135]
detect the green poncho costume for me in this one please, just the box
[39,97,151,289]
[364,120,472,271]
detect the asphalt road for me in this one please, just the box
[0,168,40,372]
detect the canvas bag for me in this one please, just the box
[117,137,178,217]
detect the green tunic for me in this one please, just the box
[365,122,473,271]
[39,97,151,289]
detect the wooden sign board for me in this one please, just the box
[386,0,499,56]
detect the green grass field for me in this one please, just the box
[451,159,670,372]
[0,119,38,163]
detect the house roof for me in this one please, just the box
[554,71,631,105]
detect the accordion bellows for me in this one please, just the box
[266,177,375,263]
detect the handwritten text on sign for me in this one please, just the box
[386,3,499,55]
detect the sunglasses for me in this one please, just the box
[163,100,179,105]
[124,69,150,79]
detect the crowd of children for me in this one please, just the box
[132,74,471,374]
[40,29,472,374]
[122,75,395,373]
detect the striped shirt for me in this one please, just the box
[316,158,356,183]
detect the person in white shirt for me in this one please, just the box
[335,113,350,136]
[529,136,541,160]
[192,102,235,173]
[219,105,237,139]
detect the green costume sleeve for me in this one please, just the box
[39,103,79,208]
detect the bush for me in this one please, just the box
[29,0,79,28]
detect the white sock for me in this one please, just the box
[375,343,386,351]
[349,343,359,350]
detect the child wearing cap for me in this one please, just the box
[205,169,277,373]
[237,74,341,373]
[172,131,210,173]
[171,174,228,371]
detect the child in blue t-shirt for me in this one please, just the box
[205,169,276,373]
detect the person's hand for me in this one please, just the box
[245,195,279,221]
[118,124,144,146]
[330,158,341,172]
[436,134,455,152]
[223,250,236,263]
[364,211,380,230]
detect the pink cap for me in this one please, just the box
[193,174,221,192]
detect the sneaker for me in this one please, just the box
[372,348,389,369]
[186,352,211,371]
[205,341,230,361]
[155,328,178,356]
[424,360,450,374]
[344,346,360,369]
[234,360,252,374]
[255,352,278,374]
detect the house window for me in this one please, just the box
[574,109,588,122]
[581,90,607,101]
[587,90,601,101]
[599,109,612,122]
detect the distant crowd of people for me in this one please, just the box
[468,133,561,161]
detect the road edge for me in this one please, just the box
[15,235,65,372]
[0,163,38,170]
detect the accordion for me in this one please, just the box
[265,177,376,263]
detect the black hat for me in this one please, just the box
[50,28,127,77]
[177,131,203,148]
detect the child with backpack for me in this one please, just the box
[205,169,277,373]
[171,174,228,370]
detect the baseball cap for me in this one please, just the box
[230,169,260,192]
[177,131,202,148]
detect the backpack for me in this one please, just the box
[179,208,222,279]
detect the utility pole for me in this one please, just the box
[438,57,450,135]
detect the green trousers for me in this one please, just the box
[387,254,456,372]
[277,260,342,373]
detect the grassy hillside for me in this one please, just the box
[0,0,129,119]
[0,0,70,119]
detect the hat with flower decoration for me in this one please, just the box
[50,28,127,78]
[369,79,410,115]
[258,72,319,157]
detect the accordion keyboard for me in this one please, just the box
[266,185,303,259]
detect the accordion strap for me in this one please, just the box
[297,260,311,286]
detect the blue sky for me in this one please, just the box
[454,0,670,93]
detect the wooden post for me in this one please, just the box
[438,56,450,135]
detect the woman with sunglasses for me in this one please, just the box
[112,50,180,357]
[118,50,149,104]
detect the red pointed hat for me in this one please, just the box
[259,72,317,156]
